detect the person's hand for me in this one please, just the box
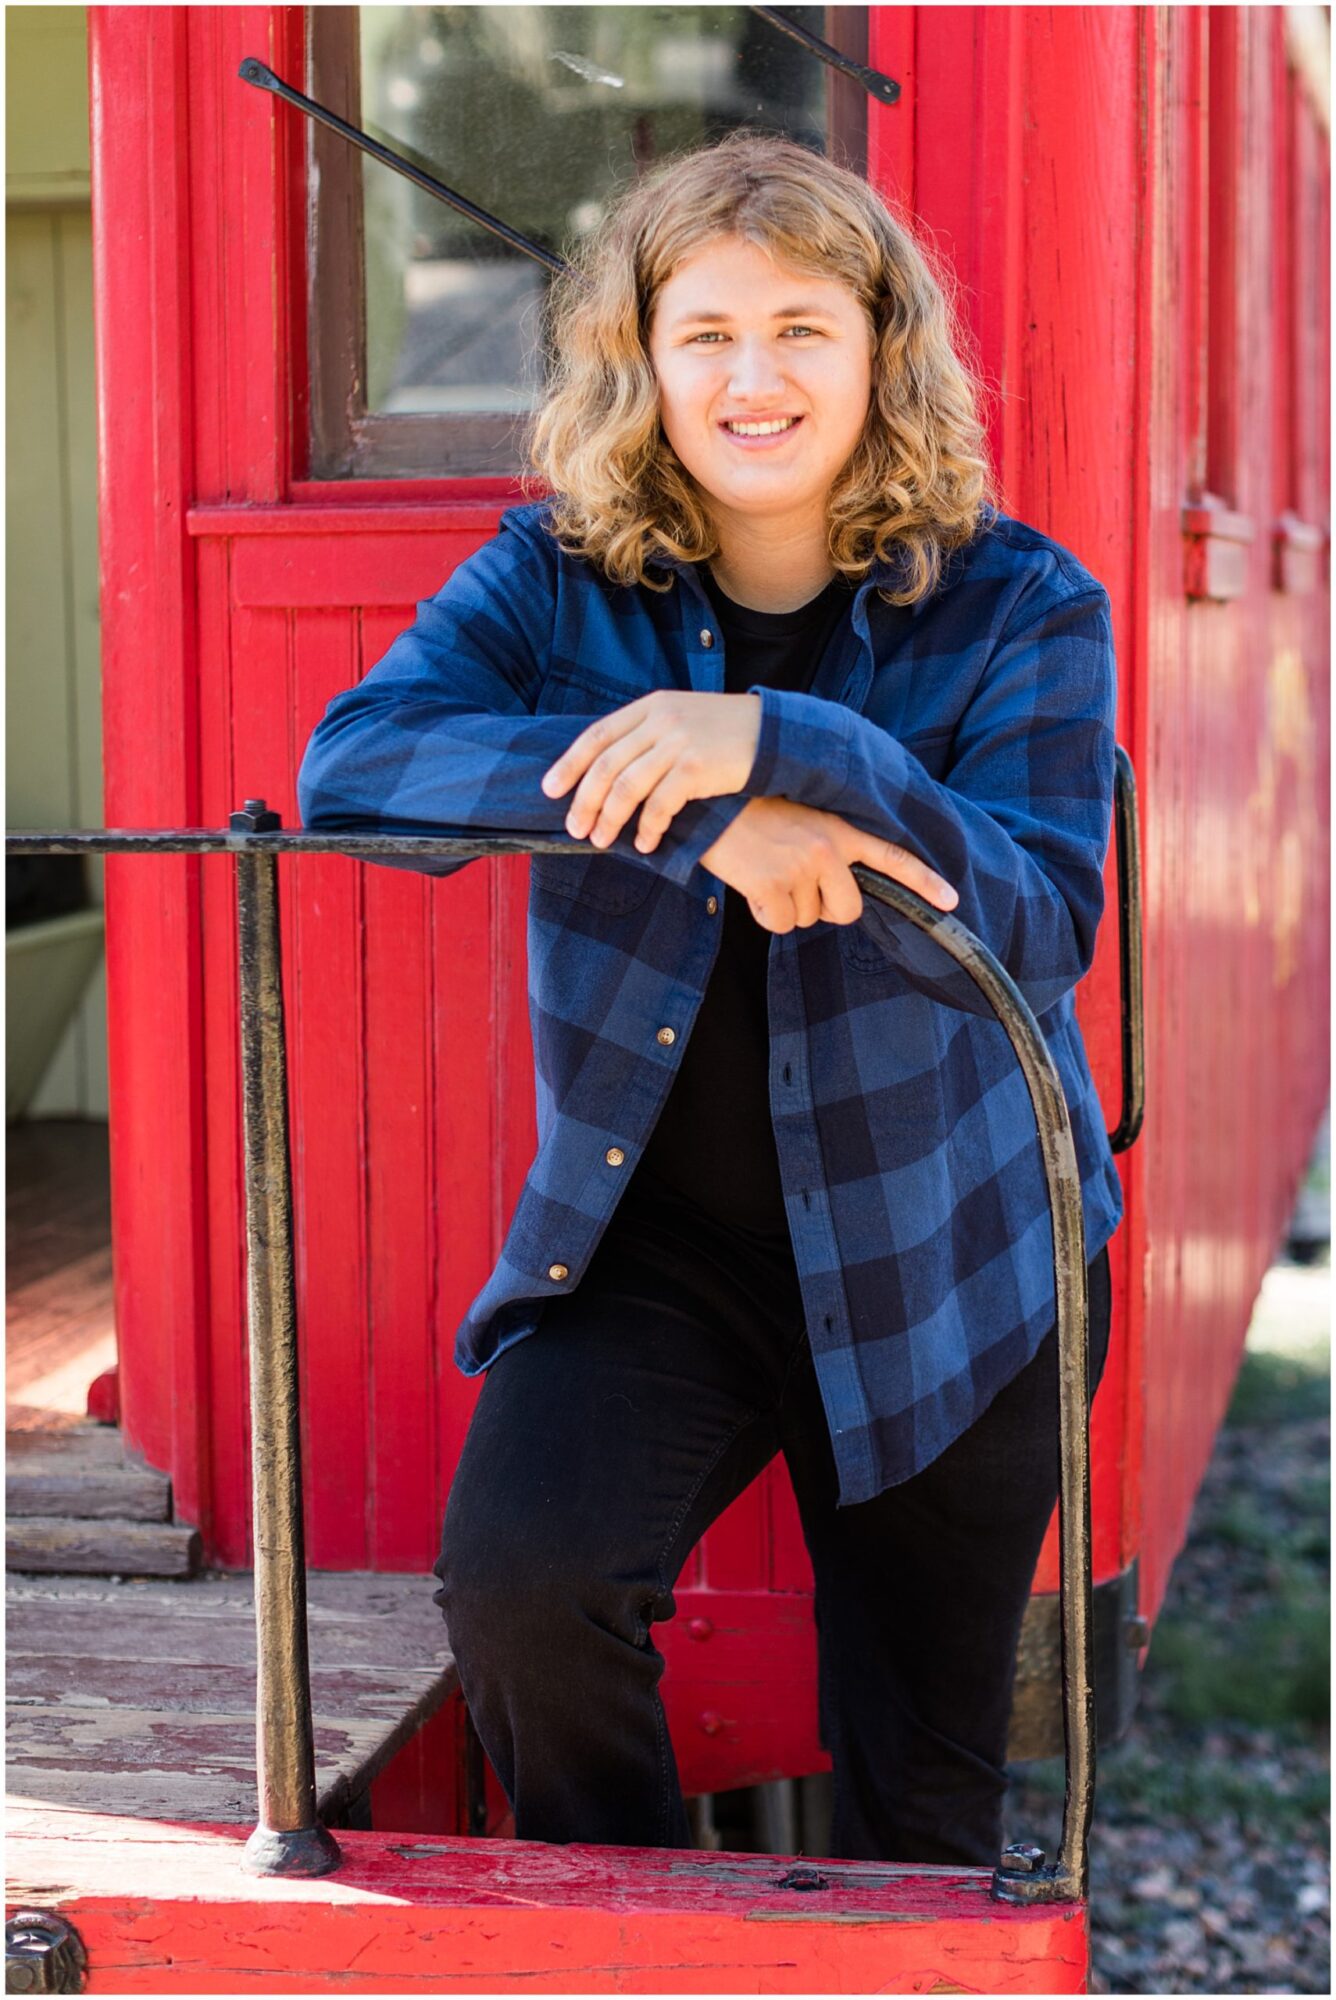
[539,690,762,853]
[700,796,959,932]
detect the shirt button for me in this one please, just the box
[706,895,719,915]
[700,629,714,648]
[605,1147,625,1167]
[656,1026,676,1046]
[547,1262,569,1282]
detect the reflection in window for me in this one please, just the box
[308,7,870,477]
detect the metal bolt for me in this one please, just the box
[6,1911,88,1994]
[999,1841,1046,1875]
[775,1867,830,1892]
[687,1617,713,1641]
[1124,1614,1151,1649]
[229,798,281,834]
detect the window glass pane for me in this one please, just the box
[353,5,864,423]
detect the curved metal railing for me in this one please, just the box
[8,763,1143,1899]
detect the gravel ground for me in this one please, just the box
[1006,1245,1330,1995]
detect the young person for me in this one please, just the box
[297,131,1121,1866]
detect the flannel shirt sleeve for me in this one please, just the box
[737,584,1118,1019]
[296,523,749,887]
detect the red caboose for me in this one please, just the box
[7,6,1329,1992]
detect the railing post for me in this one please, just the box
[231,798,340,1878]
[846,864,1098,1907]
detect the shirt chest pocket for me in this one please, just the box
[531,665,659,915]
[529,848,657,916]
[535,661,648,718]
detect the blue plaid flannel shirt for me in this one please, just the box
[297,496,1124,1506]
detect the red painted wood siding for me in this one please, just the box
[90,6,1328,1737]
[1134,4,1330,1632]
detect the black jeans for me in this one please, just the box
[433,1194,1113,1866]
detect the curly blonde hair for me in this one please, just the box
[521,130,1000,606]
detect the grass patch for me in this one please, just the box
[1012,1737,1328,1842]
[1210,1490,1279,1553]
[1148,1596,1330,1729]
[1225,1345,1330,1427]
[1094,1739,1331,1837]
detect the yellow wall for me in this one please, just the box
[6,6,106,1117]
[6,4,90,201]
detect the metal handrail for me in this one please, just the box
[1108,748,1145,1153]
[7,805,1124,1903]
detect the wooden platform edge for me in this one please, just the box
[6,1571,462,1831]
[317,1668,461,1823]
[4,1811,1090,1995]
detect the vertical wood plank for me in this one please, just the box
[290,607,371,1568]
[61,206,109,1116]
[5,213,69,820]
[90,6,212,1536]
[196,566,244,1566]
[866,8,916,211]
[360,607,438,1571]
[429,855,496,1513]
[6,204,108,1121]
[491,855,538,1266]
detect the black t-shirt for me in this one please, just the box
[612,560,856,1245]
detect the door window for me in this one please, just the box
[307,6,870,477]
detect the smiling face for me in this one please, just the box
[646,233,875,547]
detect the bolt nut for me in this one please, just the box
[229,798,281,834]
[775,1867,830,1892]
[6,1910,88,1994]
[1124,1614,1151,1649]
[999,1841,1046,1875]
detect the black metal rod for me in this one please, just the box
[3,826,629,860]
[238,58,571,280]
[1108,747,1145,1153]
[838,867,1096,1905]
[232,801,340,1879]
[7,816,1105,1901]
[748,6,902,105]
[239,16,902,293]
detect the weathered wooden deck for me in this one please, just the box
[6,1118,465,1841]
[6,1570,460,1828]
